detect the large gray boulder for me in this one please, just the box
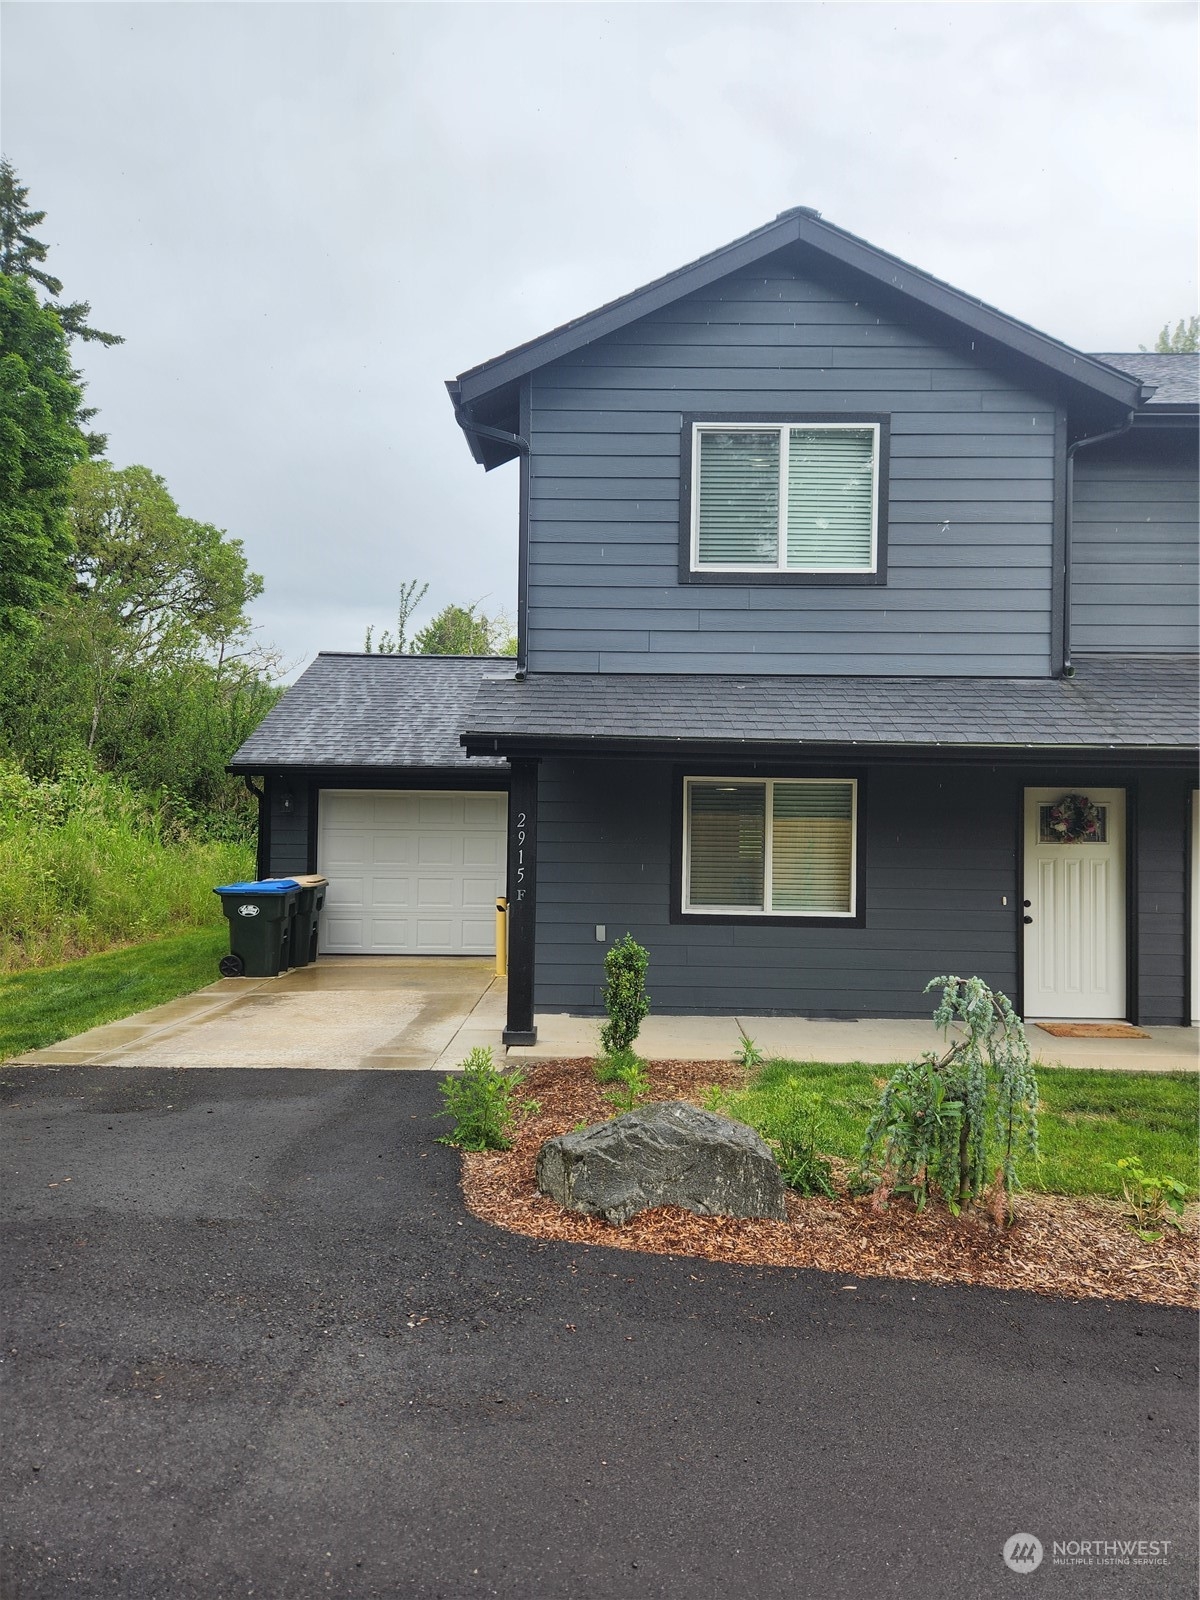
[535,1101,788,1226]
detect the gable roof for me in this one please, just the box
[1090,353,1199,409]
[447,208,1148,468]
[460,656,1198,757]
[228,653,510,772]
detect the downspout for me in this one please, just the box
[1062,412,1135,677]
[242,775,269,880]
[452,401,532,679]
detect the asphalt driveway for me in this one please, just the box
[2,1066,1196,1600]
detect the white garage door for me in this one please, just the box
[317,789,507,955]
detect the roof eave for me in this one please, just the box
[447,211,1145,439]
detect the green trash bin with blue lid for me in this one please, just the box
[213,879,300,977]
[263,873,327,969]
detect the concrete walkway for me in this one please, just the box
[511,1011,1200,1073]
[8,956,1196,1074]
[8,957,505,1072]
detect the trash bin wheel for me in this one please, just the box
[218,952,246,978]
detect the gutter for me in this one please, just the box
[241,775,269,880]
[1062,411,1136,677]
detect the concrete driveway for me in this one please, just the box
[10,958,506,1072]
[2,1065,1195,1599]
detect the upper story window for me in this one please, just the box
[685,418,885,581]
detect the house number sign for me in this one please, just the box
[513,810,532,903]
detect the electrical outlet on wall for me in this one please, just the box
[595,924,606,942]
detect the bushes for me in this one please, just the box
[0,760,251,970]
[437,1047,540,1151]
[599,933,649,1055]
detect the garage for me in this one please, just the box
[316,788,507,955]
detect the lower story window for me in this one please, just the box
[683,777,857,917]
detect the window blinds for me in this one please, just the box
[695,430,779,566]
[686,779,855,915]
[686,783,766,908]
[694,424,876,572]
[770,781,854,914]
[786,427,875,570]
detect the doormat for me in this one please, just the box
[1036,1022,1150,1039]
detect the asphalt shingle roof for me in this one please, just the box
[1090,353,1199,407]
[461,656,1198,754]
[229,654,511,771]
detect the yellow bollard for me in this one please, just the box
[495,897,508,978]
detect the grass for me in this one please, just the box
[0,924,228,1061]
[0,762,253,970]
[707,1058,1199,1202]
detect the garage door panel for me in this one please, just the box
[326,875,366,909]
[317,789,507,955]
[323,793,375,828]
[417,835,456,867]
[416,876,456,909]
[418,794,462,828]
[463,834,502,866]
[462,876,500,909]
[374,794,419,828]
[323,836,369,868]
[373,834,416,866]
[371,876,413,909]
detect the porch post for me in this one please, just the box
[504,758,539,1045]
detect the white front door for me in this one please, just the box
[317,789,507,955]
[1023,787,1126,1020]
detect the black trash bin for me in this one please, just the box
[264,874,327,968]
[213,879,300,978]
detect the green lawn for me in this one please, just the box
[708,1058,1199,1201]
[0,925,228,1061]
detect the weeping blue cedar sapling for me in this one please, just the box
[857,976,1039,1224]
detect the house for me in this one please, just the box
[230,208,1199,1045]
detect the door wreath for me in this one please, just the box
[1045,793,1104,843]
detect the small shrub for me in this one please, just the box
[604,1058,651,1114]
[594,1044,645,1085]
[858,976,1039,1223]
[1108,1154,1188,1241]
[437,1046,540,1152]
[599,933,650,1055]
[734,1030,765,1068]
[773,1097,837,1199]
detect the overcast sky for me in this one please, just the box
[4,1,1196,674]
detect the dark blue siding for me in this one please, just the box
[534,757,1191,1024]
[527,263,1059,676]
[534,758,1020,1017]
[266,780,309,876]
[1072,430,1199,655]
[1136,772,1191,1026]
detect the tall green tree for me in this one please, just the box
[413,601,516,656]
[65,460,264,748]
[0,158,122,348]
[0,157,121,457]
[1143,316,1199,354]
[0,275,87,631]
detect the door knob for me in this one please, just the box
[1023,915,1033,925]
[1023,899,1031,908]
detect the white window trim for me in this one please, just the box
[689,421,880,575]
[682,776,859,919]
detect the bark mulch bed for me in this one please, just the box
[460,1059,1199,1309]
